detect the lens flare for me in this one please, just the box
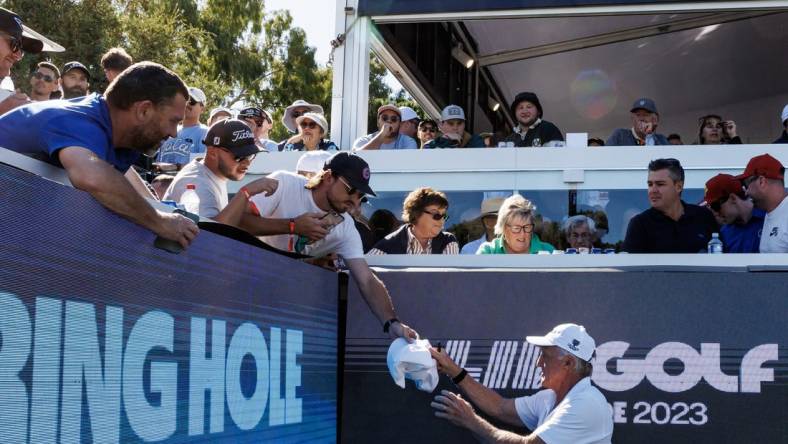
[570,69,618,120]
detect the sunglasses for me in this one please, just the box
[188,99,202,106]
[709,197,728,213]
[0,32,22,55]
[423,209,449,221]
[291,110,305,119]
[32,71,56,83]
[338,176,364,199]
[506,223,534,233]
[299,121,319,129]
[380,115,400,123]
[742,176,759,190]
[220,147,256,163]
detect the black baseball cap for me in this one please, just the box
[0,8,63,54]
[202,119,260,157]
[62,61,91,80]
[239,107,263,119]
[324,152,376,197]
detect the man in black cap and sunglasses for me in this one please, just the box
[163,119,276,226]
[0,7,63,114]
[239,152,420,342]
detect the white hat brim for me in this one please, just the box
[525,335,554,347]
[22,25,64,52]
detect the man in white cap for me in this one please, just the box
[398,105,420,139]
[0,7,63,114]
[282,99,323,133]
[353,104,418,150]
[431,323,613,444]
[460,197,504,254]
[295,150,333,178]
[423,104,485,148]
[774,105,788,144]
[157,86,209,166]
[208,106,232,126]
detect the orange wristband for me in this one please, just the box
[240,187,261,216]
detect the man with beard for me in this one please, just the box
[502,92,564,147]
[240,152,419,342]
[60,61,90,99]
[28,61,60,101]
[353,104,418,150]
[0,61,199,249]
[430,323,613,443]
[736,153,788,253]
[163,119,276,226]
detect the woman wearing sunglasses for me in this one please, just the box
[279,112,338,151]
[477,194,554,254]
[369,187,459,254]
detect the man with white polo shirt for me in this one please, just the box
[735,153,788,253]
[431,323,613,444]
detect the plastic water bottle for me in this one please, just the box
[707,233,723,254]
[181,184,200,215]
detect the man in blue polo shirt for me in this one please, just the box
[703,174,764,253]
[0,61,199,249]
[623,158,717,253]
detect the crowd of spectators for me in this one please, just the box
[1,6,787,260]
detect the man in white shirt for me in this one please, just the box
[164,119,276,227]
[240,152,419,342]
[736,153,788,253]
[431,323,613,444]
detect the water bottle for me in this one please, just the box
[181,183,200,215]
[707,233,723,254]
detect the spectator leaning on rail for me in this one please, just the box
[369,187,459,255]
[736,154,788,253]
[354,104,419,150]
[460,197,504,255]
[279,112,338,151]
[0,7,62,114]
[239,152,420,342]
[163,119,277,227]
[157,86,209,166]
[477,194,555,254]
[774,105,788,144]
[281,99,323,134]
[423,105,485,149]
[502,92,564,147]
[60,61,91,99]
[398,106,420,140]
[430,323,613,444]
[697,114,741,144]
[0,61,199,249]
[417,118,439,148]
[703,173,764,253]
[100,47,133,83]
[622,158,717,253]
[28,61,60,102]
[606,98,669,146]
[563,215,596,251]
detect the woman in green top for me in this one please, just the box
[476,194,555,254]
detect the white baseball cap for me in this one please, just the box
[526,323,596,362]
[188,86,207,104]
[399,106,419,122]
[781,104,788,125]
[441,104,465,121]
[295,151,333,174]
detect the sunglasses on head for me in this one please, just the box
[423,209,449,221]
[0,32,22,54]
[32,71,55,83]
[299,121,319,130]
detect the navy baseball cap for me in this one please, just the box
[0,7,63,54]
[203,119,260,157]
[630,98,658,114]
[324,152,376,196]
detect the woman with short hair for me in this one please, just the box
[477,194,554,254]
[369,187,459,254]
[562,215,597,250]
[697,114,742,145]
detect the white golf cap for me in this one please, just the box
[188,87,207,104]
[781,104,788,124]
[399,106,419,122]
[295,150,333,174]
[526,323,596,362]
[441,104,465,121]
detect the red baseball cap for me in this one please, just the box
[704,174,743,205]
[734,154,785,181]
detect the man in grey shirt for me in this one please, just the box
[353,104,418,150]
[606,98,669,146]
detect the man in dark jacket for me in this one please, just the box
[607,98,669,146]
[502,92,564,147]
[423,105,485,148]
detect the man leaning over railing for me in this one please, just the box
[0,62,199,249]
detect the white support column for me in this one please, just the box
[331,0,371,150]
